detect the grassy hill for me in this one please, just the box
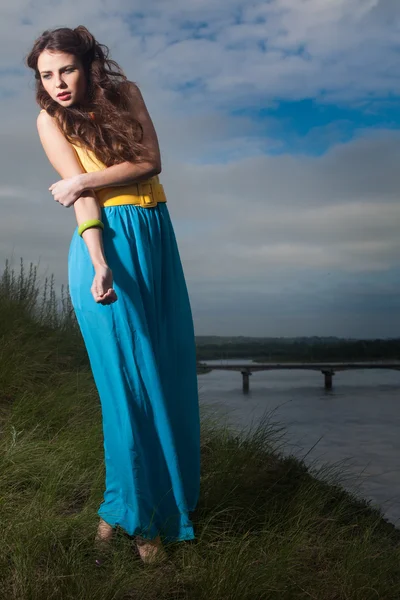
[1,257,400,599]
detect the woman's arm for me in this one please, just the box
[37,111,108,269]
[76,82,162,193]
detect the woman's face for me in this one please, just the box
[37,50,87,107]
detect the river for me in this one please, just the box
[198,358,400,527]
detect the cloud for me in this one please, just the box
[2,121,400,311]
[1,0,398,105]
[0,1,399,336]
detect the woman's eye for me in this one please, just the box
[42,68,74,80]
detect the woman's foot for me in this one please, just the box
[95,517,114,543]
[94,518,114,566]
[135,534,167,564]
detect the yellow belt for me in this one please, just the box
[96,179,167,208]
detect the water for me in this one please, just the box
[198,358,400,527]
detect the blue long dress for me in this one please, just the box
[67,143,200,543]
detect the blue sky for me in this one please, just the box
[0,0,400,338]
[235,97,400,155]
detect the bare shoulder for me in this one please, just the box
[37,109,49,122]
[36,109,60,133]
[36,109,67,150]
[36,110,84,179]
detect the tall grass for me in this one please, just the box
[0,256,78,331]
[1,256,400,599]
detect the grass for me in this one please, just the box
[1,256,400,599]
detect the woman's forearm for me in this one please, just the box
[77,161,160,192]
[74,190,108,269]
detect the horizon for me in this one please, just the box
[194,335,400,342]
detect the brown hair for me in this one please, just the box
[25,25,148,167]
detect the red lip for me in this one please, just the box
[57,92,71,98]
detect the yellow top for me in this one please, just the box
[39,109,166,208]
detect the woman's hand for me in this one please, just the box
[49,175,84,208]
[91,265,118,305]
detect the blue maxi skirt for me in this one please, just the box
[67,202,200,542]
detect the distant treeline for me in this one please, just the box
[195,336,400,362]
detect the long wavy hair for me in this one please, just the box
[25,25,148,167]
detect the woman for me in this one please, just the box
[25,25,201,565]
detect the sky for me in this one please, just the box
[1,0,400,339]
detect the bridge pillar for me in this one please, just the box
[321,370,335,389]
[241,370,252,393]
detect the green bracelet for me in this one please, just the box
[78,219,104,237]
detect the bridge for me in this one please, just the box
[197,361,400,393]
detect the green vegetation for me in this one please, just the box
[1,257,400,599]
[195,336,400,362]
